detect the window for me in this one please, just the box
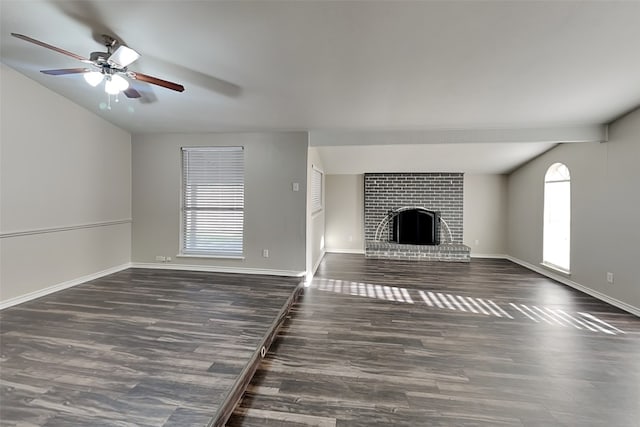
[311,166,323,213]
[181,146,244,257]
[543,162,570,272]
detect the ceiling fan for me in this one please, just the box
[11,33,185,99]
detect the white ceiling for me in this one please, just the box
[1,1,639,173]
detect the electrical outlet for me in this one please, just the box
[155,255,166,262]
[165,256,171,262]
[262,249,269,258]
[474,239,480,246]
[607,272,614,284]
[292,182,299,192]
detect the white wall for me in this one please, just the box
[325,174,365,253]
[0,64,132,305]
[464,174,508,256]
[507,108,640,313]
[131,132,308,275]
[307,147,326,275]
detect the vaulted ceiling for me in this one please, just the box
[2,1,639,173]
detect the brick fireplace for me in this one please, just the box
[364,173,470,262]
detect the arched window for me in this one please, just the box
[543,163,571,272]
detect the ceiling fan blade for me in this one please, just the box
[128,71,185,92]
[11,33,91,63]
[40,68,91,76]
[123,87,142,99]
[108,45,140,68]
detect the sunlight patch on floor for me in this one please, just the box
[311,278,624,335]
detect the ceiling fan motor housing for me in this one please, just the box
[90,51,109,64]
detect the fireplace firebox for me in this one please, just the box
[391,208,441,245]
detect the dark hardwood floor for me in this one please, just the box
[2,257,638,426]
[0,268,302,426]
[228,254,640,427]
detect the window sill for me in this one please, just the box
[177,253,245,260]
[540,262,571,277]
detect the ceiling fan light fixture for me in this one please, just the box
[107,45,140,68]
[83,71,104,87]
[111,74,130,91]
[104,74,130,95]
[104,77,119,95]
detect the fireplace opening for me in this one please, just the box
[391,208,441,245]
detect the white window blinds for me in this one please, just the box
[311,166,323,213]
[181,146,244,257]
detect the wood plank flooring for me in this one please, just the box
[228,254,640,427]
[0,268,302,426]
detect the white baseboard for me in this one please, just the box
[505,255,640,317]
[0,263,132,310]
[470,253,508,259]
[304,249,327,283]
[312,250,326,275]
[130,262,305,277]
[325,248,366,254]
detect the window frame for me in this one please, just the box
[542,162,571,274]
[179,146,245,259]
[311,165,324,214]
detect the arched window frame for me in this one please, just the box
[543,162,571,273]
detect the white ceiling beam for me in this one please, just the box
[310,125,607,147]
